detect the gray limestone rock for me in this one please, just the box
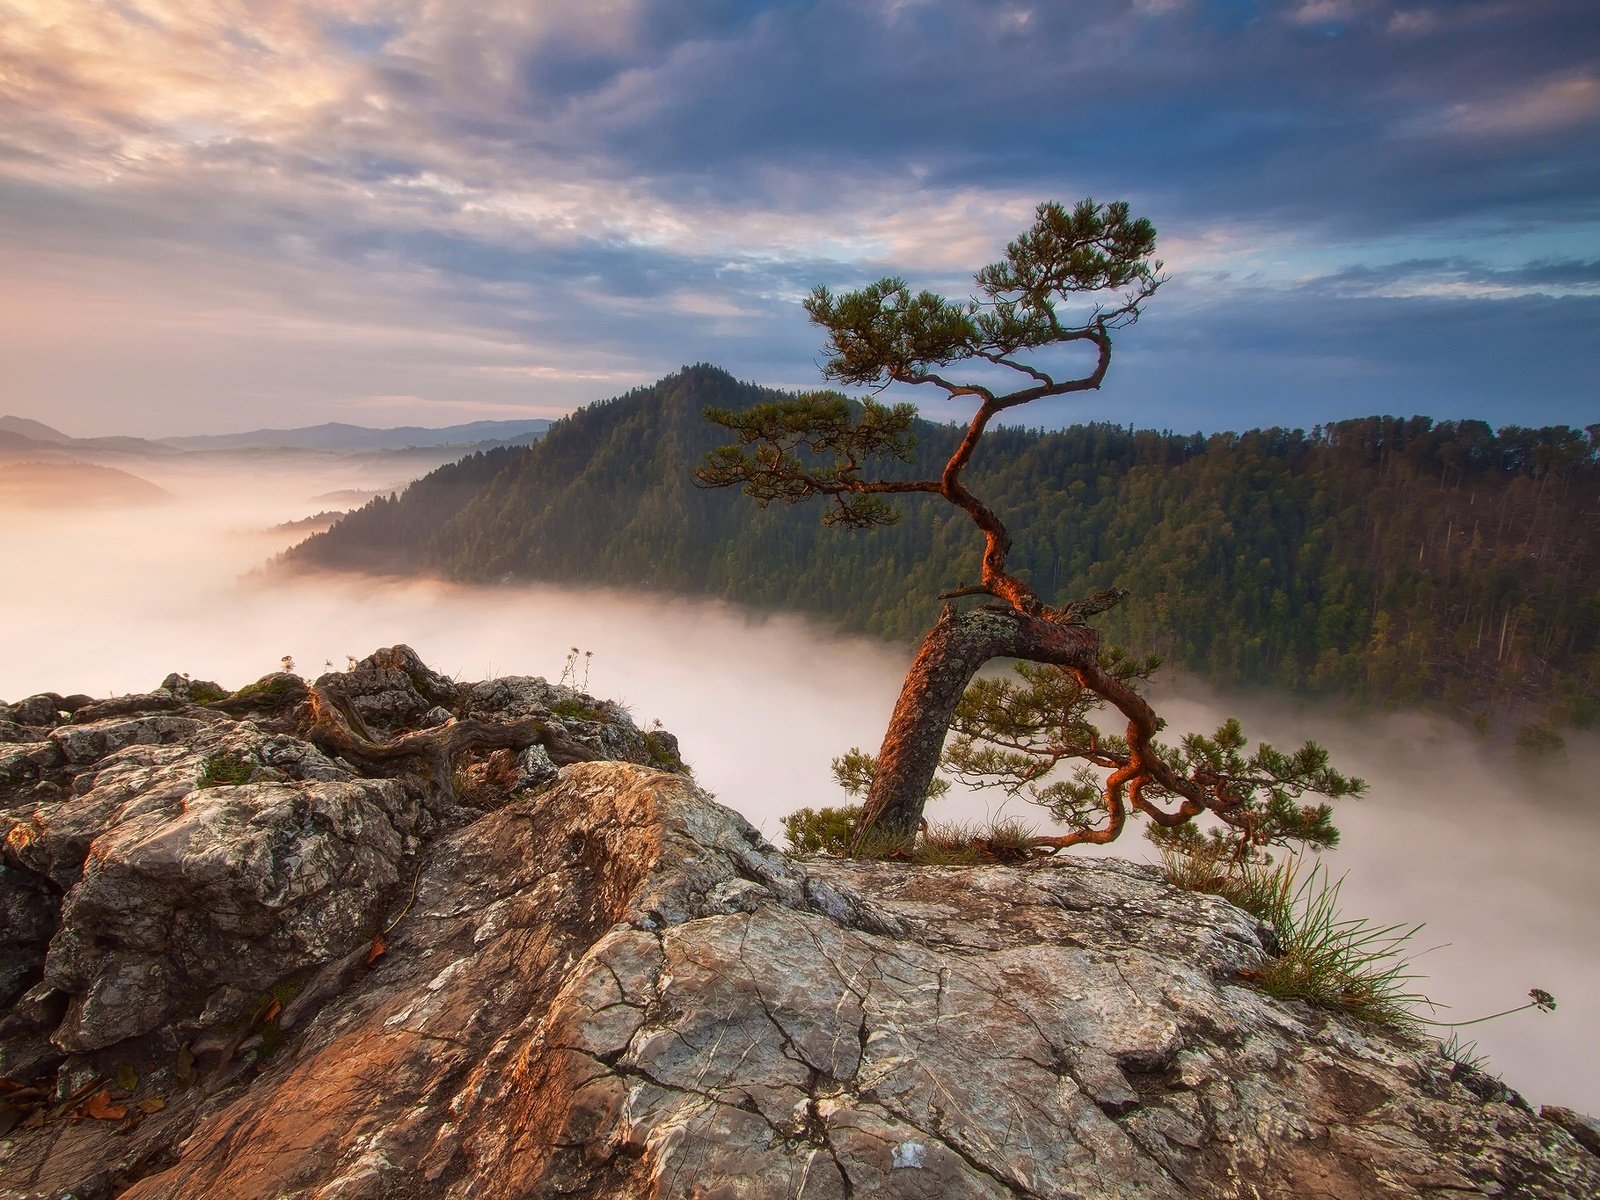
[43,771,427,1051]
[2,761,1586,1200]
[512,742,559,791]
[68,692,189,723]
[48,713,213,766]
[1542,1104,1600,1156]
[158,672,225,702]
[9,693,66,727]
[0,719,35,743]
[461,674,651,763]
[0,739,62,785]
[0,662,1590,1200]
[5,718,430,1054]
[313,644,460,732]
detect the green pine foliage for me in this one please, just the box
[287,366,1600,733]
[945,657,1357,853]
[781,805,862,856]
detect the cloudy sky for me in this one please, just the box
[1,0,1596,436]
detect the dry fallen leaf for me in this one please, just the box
[81,1090,127,1121]
[262,998,282,1023]
[116,1063,139,1093]
[137,1097,166,1115]
[367,932,386,964]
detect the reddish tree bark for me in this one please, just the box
[855,605,1100,842]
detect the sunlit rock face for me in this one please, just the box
[0,647,660,1093]
[1,659,1596,1200]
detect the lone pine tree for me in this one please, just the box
[698,200,1360,854]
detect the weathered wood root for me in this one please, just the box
[208,675,311,715]
[302,687,600,799]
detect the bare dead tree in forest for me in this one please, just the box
[698,200,1359,854]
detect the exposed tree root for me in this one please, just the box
[301,686,601,801]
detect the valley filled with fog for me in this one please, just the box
[3,453,1595,1113]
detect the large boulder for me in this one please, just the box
[2,762,1590,1200]
[43,770,430,1053]
[313,644,460,732]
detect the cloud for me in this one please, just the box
[0,0,1596,433]
[1440,73,1600,137]
[1289,256,1600,299]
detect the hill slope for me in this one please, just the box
[0,461,171,507]
[0,415,71,442]
[288,365,1600,733]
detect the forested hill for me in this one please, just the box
[287,364,1600,738]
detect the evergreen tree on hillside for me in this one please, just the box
[697,201,1362,853]
[288,374,1599,742]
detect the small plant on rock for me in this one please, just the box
[643,723,689,775]
[1161,847,1427,1029]
[558,647,593,690]
[198,755,255,788]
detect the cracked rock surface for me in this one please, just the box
[0,651,675,1199]
[4,743,1594,1198]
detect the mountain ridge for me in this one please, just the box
[0,414,553,457]
[0,415,71,443]
[157,417,552,452]
[285,365,1600,735]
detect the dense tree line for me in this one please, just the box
[289,365,1599,738]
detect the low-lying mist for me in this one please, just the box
[3,454,1595,1113]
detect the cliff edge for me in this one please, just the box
[2,653,1596,1199]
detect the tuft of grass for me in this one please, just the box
[1439,1032,1491,1074]
[979,816,1037,863]
[198,755,255,788]
[1159,840,1234,894]
[187,683,229,705]
[1163,847,1428,1030]
[917,821,985,865]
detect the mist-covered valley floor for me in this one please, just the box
[4,454,1596,1114]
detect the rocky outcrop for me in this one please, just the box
[1,656,1596,1199]
[0,649,663,1090]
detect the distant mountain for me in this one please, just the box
[160,419,552,453]
[269,511,348,535]
[0,422,177,461]
[0,461,171,507]
[287,365,1599,734]
[0,416,71,443]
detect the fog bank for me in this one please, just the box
[2,456,1594,1113]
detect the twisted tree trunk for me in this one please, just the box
[853,605,1101,847]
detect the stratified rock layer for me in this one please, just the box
[2,665,1596,1199]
